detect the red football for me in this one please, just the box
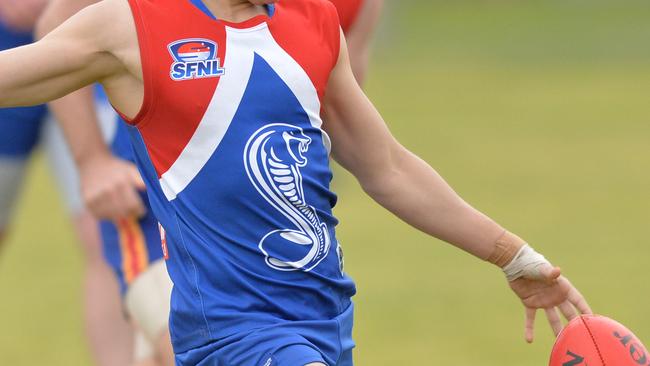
[550,315,649,366]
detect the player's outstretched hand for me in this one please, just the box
[508,264,592,343]
[80,153,146,221]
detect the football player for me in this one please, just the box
[0,1,591,364]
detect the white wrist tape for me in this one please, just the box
[502,244,551,282]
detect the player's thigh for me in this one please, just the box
[154,330,175,366]
[124,259,173,343]
[124,259,173,366]
[133,328,157,366]
[0,158,27,233]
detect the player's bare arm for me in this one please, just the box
[34,0,146,221]
[0,0,592,360]
[0,0,141,115]
[323,31,592,342]
[0,0,147,219]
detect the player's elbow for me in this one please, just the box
[360,169,402,203]
[357,145,409,200]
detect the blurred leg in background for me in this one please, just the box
[44,96,174,365]
[0,157,27,251]
[99,119,174,366]
[37,0,175,360]
[0,11,46,253]
[76,211,135,366]
[43,111,135,366]
[0,106,44,253]
[124,259,174,366]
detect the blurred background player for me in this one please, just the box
[0,0,173,365]
[1,1,648,364]
[0,1,135,365]
[0,0,47,247]
[20,1,385,363]
[3,1,379,363]
[35,0,174,365]
[0,1,591,364]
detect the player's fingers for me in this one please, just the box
[545,307,563,336]
[85,198,102,219]
[84,185,117,220]
[567,286,592,315]
[121,182,146,218]
[132,198,146,218]
[129,165,146,190]
[106,183,135,220]
[90,194,119,221]
[525,307,536,343]
[558,301,578,322]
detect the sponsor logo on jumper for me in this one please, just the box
[168,38,225,81]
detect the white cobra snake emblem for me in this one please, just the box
[244,123,331,271]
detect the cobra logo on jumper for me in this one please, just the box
[167,38,225,81]
[244,123,331,272]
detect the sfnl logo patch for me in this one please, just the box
[168,38,225,81]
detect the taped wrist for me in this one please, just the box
[486,231,526,268]
[502,244,550,282]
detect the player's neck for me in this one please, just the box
[201,0,268,23]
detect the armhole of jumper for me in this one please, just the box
[117,0,155,128]
[328,2,343,72]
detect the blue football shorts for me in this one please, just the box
[99,190,166,295]
[175,303,355,366]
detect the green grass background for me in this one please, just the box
[1,0,650,364]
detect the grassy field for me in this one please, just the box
[2,1,650,364]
